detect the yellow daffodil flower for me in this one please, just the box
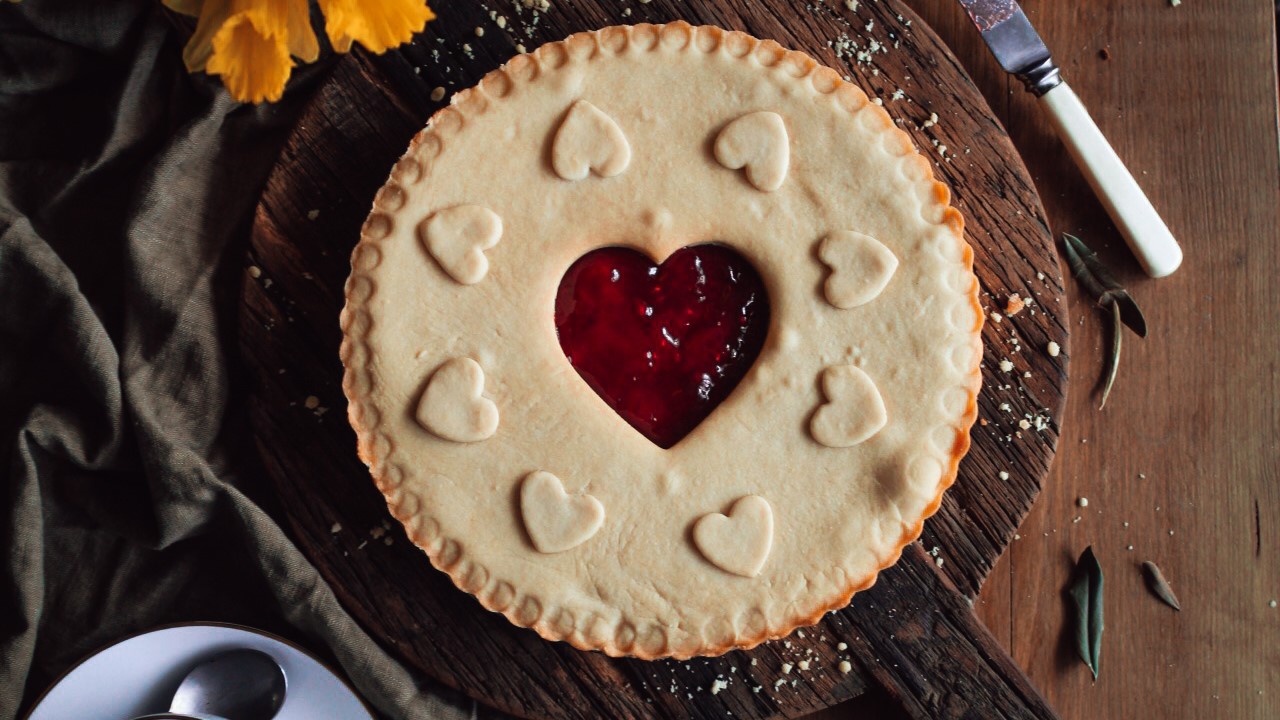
[165,0,434,104]
[317,0,436,54]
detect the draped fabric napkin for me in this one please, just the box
[0,2,489,718]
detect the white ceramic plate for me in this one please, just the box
[25,622,374,720]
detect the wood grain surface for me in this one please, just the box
[238,1,1075,718]
[817,1,1280,719]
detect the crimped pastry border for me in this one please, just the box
[339,21,984,660]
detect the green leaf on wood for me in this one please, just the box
[1068,545,1104,679]
[1142,561,1182,611]
[1063,234,1148,337]
[1099,301,1122,410]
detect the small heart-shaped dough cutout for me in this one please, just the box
[419,205,502,284]
[416,357,499,443]
[714,111,789,192]
[810,365,887,448]
[693,495,774,578]
[521,471,605,554]
[819,231,899,308]
[552,100,632,180]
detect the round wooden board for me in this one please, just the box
[239,1,1069,718]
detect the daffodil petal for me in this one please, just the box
[286,0,320,63]
[163,0,203,18]
[182,0,231,73]
[317,0,435,54]
[206,10,293,104]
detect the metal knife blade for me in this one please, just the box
[958,0,1061,94]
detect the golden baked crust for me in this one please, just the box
[340,22,983,659]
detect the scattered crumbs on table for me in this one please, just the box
[262,278,273,289]
[798,659,810,671]
[496,15,506,28]
[992,311,1003,323]
[1124,521,1130,527]
[431,86,446,102]
[1072,516,1082,524]
[710,678,728,695]
[1081,437,1088,444]
[1127,545,1134,551]
[307,209,319,220]
[474,26,485,37]
[383,535,394,546]
[1169,0,1181,6]
[999,358,1014,372]
[773,678,786,690]
[1018,419,1031,430]
[515,43,527,53]
[839,659,852,674]
[1048,341,1061,357]
[935,556,944,567]
[370,526,386,540]
[1169,530,1175,535]
[872,98,883,106]
[845,0,859,11]
[1078,497,1089,507]
[1269,600,1277,608]
[357,540,368,550]
[781,662,793,674]
[797,629,805,639]
[750,657,757,666]
[248,265,262,278]
[837,641,848,651]
[1138,473,1147,479]
[999,470,1009,480]
[304,395,320,409]
[1005,293,1026,316]
[330,522,342,533]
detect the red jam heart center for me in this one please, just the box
[555,244,770,449]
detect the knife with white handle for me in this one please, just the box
[958,0,1182,277]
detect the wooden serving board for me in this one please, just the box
[239,1,1069,717]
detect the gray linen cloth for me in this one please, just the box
[0,2,484,718]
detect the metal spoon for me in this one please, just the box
[131,649,286,720]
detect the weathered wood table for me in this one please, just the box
[814,1,1279,718]
[241,0,1278,718]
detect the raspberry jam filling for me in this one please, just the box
[554,244,770,449]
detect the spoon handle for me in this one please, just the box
[129,707,232,712]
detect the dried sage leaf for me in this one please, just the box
[1068,545,1104,679]
[1142,561,1182,611]
[1099,301,1122,410]
[1062,234,1148,338]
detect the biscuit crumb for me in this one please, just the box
[1005,293,1026,315]
[330,522,342,533]
[837,642,848,651]
[710,679,728,695]
[782,662,793,674]
[248,265,262,278]
[304,395,320,409]
[431,86,446,102]
[1047,341,1061,357]
[839,660,852,673]
[798,660,810,671]
[999,359,1014,372]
